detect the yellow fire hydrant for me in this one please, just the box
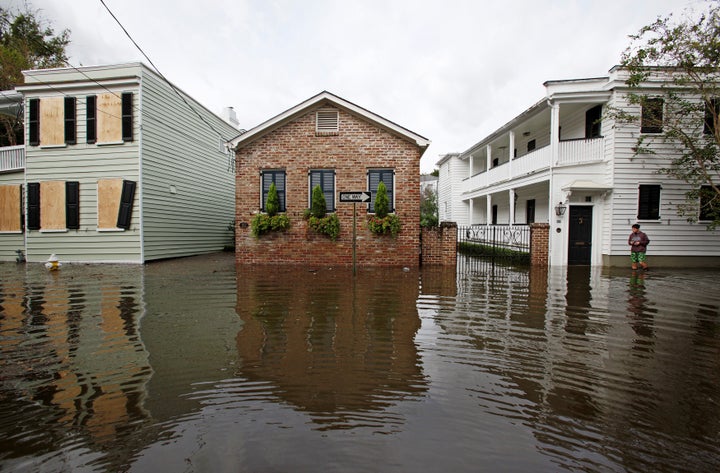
[45,254,61,271]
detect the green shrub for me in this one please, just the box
[374,181,390,218]
[368,214,401,237]
[308,213,341,240]
[250,213,290,237]
[310,184,327,218]
[266,182,280,217]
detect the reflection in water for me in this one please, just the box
[234,266,427,431]
[0,254,719,472]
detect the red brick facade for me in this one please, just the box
[234,101,426,267]
[530,223,550,266]
[421,222,457,266]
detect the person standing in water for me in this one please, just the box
[628,224,650,271]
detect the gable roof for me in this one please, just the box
[227,91,430,153]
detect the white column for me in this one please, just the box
[509,189,516,225]
[508,131,515,179]
[486,195,492,225]
[486,145,492,171]
[550,102,560,166]
[469,198,474,225]
[468,154,474,178]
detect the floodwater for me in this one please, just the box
[1,254,719,473]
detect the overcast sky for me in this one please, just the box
[9,0,698,172]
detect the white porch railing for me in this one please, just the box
[461,137,604,194]
[0,145,25,172]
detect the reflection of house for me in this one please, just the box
[235,266,427,423]
[438,67,720,266]
[0,63,238,263]
[229,91,430,267]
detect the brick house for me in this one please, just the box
[229,91,430,267]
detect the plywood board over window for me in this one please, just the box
[0,185,22,232]
[40,181,66,230]
[97,179,124,229]
[39,97,65,146]
[97,93,123,143]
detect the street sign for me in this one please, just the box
[339,191,371,203]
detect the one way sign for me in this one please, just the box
[339,191,371,203]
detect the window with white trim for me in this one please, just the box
[309,169,335,212]
[637,184,661,220]
[368,169,394,213]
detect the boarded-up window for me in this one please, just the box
[95,92,133,143]
[98,179,124,229]
[39,97,65,146]
[0,185,22,232]
[40,181,66,230]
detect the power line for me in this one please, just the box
[98,0,235,142]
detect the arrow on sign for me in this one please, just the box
[339,191,371,203]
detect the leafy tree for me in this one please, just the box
[374,181,390,218]
[420,186,438,228]
[615,1,720,228]
[310,184,327,218]
[0,4,70,145]
[266,182,280,216]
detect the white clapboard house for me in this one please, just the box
[0,63,239,263]
[438,66,720,267]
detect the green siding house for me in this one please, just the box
[0,63,238,263]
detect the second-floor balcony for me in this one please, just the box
[461,137,604,194]
[0,145,25,173]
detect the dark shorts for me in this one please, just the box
[631,252,647,263]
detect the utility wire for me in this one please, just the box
[98,0,235,142]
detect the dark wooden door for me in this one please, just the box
[568,206,593,265]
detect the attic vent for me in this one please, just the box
[316,109,339,135]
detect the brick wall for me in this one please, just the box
[530,223,549,266]
[235,106,423,267]
[421,222,457,266]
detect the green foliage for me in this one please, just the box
[611,2,720,229]
[307,213,341,240]
[374,181,390,218]
[310,184,327,218]
[368,214,401,237]
[1,4,70,146]
[458,242,530,265]
[265,182,280,217]
[250,213,290,237]
[420,186,439,228]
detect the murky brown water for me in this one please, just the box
[1,254,719,472]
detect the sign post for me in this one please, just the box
[339,192,371,274]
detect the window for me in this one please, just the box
[28,97,77,146]
[641,98,664,133]
[95,92,134,143]
[368,169,394,213]
[704,98,719,136]
[261,170,286,212]
[86,95,97,144]
[526,199,536,224]
[26,181,80,231]
[699,185,718,221]
[492,157,499,168]
[0,185,23,232]
[97,179,136,230]
[585,104,602,138]
[309,169,335,212]
[527,139,536,152]
[637,184,661,220]
[316,108,339,134]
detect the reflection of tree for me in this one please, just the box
[235,266,427,428]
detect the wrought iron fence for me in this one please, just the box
[457,224,531,264]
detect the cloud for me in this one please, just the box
[13,0,694,172]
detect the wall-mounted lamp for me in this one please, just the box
[555,202,567,216]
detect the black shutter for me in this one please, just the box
[66,181,80,229]
[116,180,136,229]
[27,182,40,230]
[86,95,97,144]
[28,99,40,146]
[64,97,76,144]
[121,93,133,142]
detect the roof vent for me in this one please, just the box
[316,108,339,135]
